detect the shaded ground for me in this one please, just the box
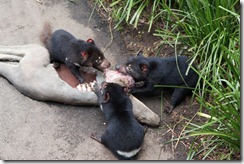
[0,0,200,160]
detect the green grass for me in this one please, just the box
[154,0,240,159]
[95,0,166,32]
[94,0,240,160]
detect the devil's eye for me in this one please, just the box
[103,84,108,89]
[126,64,132,71]
[96,57,101,63]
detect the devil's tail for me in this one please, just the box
[39,21,52,52]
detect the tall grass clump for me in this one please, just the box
[155,0,240,160]
[95,0,166,32]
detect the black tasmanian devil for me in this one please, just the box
[40,22,111,83]
[91,82,145,160]
[115,51,199,114]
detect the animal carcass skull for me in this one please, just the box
[0,44,160,126]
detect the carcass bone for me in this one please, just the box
[0,44,160,126]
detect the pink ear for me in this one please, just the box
[141,64,148,73]
[123,87,129,94]
[103,92,110,103]
[87,38,95,44]
[81,51,88,59]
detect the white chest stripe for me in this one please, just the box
[74,62,80,67]
[100,105,103,112]
[117,147,141,158]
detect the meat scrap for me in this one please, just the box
[76,69,135,92]
[104,69,135,88]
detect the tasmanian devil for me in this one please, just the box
[39,22,111,83]
[91,82,145,160]
[115,51,199,114]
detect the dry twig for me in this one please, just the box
[103,17,113,52]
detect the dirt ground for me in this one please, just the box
[0,0,201,160]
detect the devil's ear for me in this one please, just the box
[87,38,95,44]
[81,51,88,59]
[123,87,129,94]
[140,63,149,73]
[137,50,144,57]
[102,92,110,103]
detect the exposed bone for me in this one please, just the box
[76,83,93,92]
[0,44,160,126]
